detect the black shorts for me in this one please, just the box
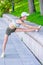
[6,27,16,36]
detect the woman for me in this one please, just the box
[1,12,41,58]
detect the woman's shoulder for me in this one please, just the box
[16,19,22,24]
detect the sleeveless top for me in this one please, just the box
[12,18,24,28]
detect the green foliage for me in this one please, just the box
[0,0,23,16]
[11,0,43,25]
[0,0,12,16]
[0,0,43,25]
[11,0,28,16]
[27,12,43,25]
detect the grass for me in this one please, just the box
[8,0,43,25]
[27,12,43,25]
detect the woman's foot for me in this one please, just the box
[35,25,41,32]
[0,52,5,58]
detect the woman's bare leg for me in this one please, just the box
[1,34,8,58]
[2,34,8,53]
[15,28,36,32]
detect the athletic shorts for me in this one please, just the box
[6,27,16,36]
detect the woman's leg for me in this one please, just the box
[1,34,8,58]
[15,28,36,32]
[2,34,8,53]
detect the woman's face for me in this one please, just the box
[23,16,27,20]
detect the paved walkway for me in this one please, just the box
[0,18,41,65]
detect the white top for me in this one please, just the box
[11,19,21,28]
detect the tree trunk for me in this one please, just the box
[39,0,43,15]
[28,0,36,14]
[12,0,15,12]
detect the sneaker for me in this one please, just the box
[0,52,5,58]
[35,25,41,32]
[38,25,41,29]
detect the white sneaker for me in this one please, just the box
[38,25,41,28]
[0,52,5,58]
[35,25,41,32]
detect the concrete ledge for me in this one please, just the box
[16,32,43,64]
[3,14,19,23]
[3,14,43,64]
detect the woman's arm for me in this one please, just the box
[20,22,39,29]
[17,20,41,30]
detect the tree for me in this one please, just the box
[0,0,23,16]
[39,0,43,15]
[6,0,22,12]
[12,0,15,12]
[8,0,15,12]
[28,0,36,14]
